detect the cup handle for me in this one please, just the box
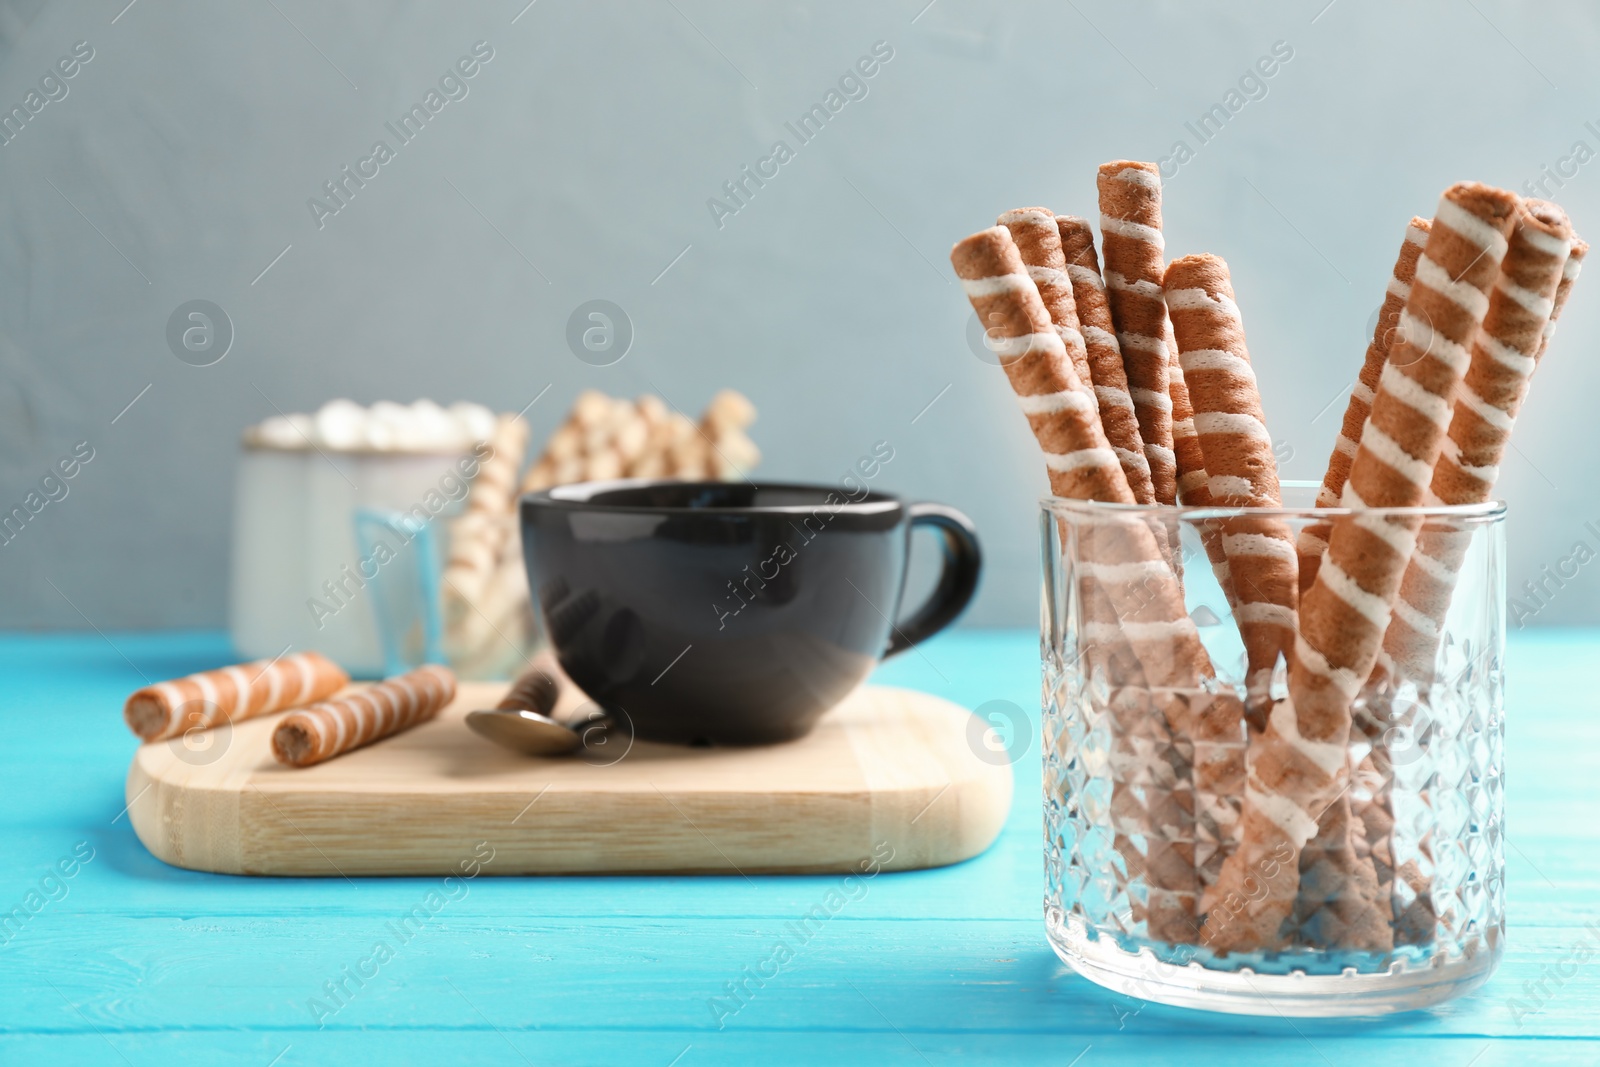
[885,503,982,658]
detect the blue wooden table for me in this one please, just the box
[3,629,1597,1065]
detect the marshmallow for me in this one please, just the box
[247,399,496,453]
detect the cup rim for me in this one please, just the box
[524,478,903,517]
[1041,478,1506,523]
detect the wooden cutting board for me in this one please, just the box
[124,683,1013,876]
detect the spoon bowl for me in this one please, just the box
[465,707,586,756]
[464,658,613,758]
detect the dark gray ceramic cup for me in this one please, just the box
[521,480,980,745]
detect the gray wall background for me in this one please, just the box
[4,0,1600,632]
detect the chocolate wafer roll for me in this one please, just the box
[125,652,349,742]
[1057,215,1156,504]
[1200,182,1521,954]
[271,664,456,767]
[1298,219,1433,593]
[1548,235,1588,347]
[999,208,1096,404]
[1155,319,1244,608]
[1055,213,1167,738]
[1166,340,1235,600]
[498,664,561,713]
[955,228,1144,683]
[1165,254,1297,716]
[1099,161,1178,505]
[1346,206,1577,945]
[1299,204,1548,953]
[1291,788,1393,949]
[1378,202,1573,687]
[1050,212,1179,890]
[955,224,1250,939]
[1167,334,1213,507]
[954,227,1131,503]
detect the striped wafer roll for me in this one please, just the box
[445,517,531,671]
[1167,335,1212,507]
[952,228,1158,688]
[1166,337,1235,605]
[999,208,1096,403]
[1082,592,1181,914]
[444,414,530,619]
[1055,213,1169,777]
[1302,193,1527,952]
[955,224,1251,937]
[466,414,527,514]
[1170,343,1217,521]
[1160,323,1240,603]
[1378,201,1573,687]
[1077,510,1248,905]
[953,227,1131,503]
[1165,254,1297,714]
[1200,182,1521,954]
[1347,209,1579,945]
[1291,790,1392,948]
[271,664,456,767]
[1299,218,1433,593]
[1099,161,1178,505]
[1057,215,1156,504]
[125,652,350,742]
[1550,236,1588,345]
[499,665,561,715]
[1047,214,1185,895]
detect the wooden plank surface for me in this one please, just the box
[2,629,1598,1066]
[123,683,1013,876]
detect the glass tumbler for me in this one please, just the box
[1041,484,1506,1016]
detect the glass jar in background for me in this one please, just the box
[229,437,542,680]
[1040,484,1505,1016]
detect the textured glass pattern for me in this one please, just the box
[1039,490,1506,1015]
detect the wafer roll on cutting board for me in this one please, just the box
[125,652,349,742]
[272,664,456,767]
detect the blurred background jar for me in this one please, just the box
[229,390,761,681]
[228,398,532,679]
